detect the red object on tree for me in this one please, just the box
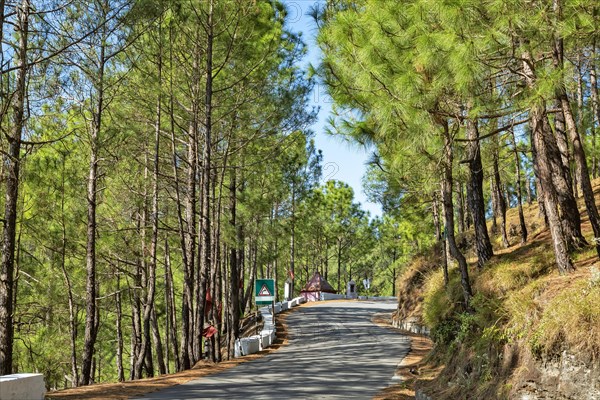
[202,324,217,338]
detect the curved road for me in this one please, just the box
[137,301,410,399]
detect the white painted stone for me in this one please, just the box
[273,303,282,314]
[263,321,274,332]
[281,301,289,311]
[259,331,272,350]
[0,373,46,400]
[239,336,260,355]
[284,281,292,300]
[234,339,242,358]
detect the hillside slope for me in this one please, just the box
[392,179,600,399]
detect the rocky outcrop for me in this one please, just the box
[514,350,600,400]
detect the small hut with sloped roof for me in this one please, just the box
[300,270,336,301]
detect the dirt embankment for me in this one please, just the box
[386,179,600,399]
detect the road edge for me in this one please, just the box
[45,309,296,400]
[371,313,433,400]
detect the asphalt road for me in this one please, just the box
[137,300,410,399]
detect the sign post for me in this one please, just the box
[255,279,275,305]
[255,278,275,327]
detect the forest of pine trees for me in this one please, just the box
[2,0,600,392]
[0,0,429,388]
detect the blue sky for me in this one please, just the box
[284,0,383,218]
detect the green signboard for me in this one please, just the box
[255,278,275,305]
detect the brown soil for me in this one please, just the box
[45,310,292,400]
[371,313,436,400]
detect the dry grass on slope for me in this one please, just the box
[392,178,600,399]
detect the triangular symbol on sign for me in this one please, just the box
[258,284,271,296]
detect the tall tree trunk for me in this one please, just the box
[464,189,472,230]
[60,154,78,385]
[544,122,585,249]
[441,121,473,309]
[238,223,246,314]
[456,181,465,234]
[553,104,574,193]
[243,239,258,313]
[509,129,528,243]
[590,42,599,179]
[130,258,142,379]
[208,161,221,363]
[228,170,240,358]
[528,9,585,252]
[183,123,197,368]
[134,27,163,377]
[150,307,166,375]
[140,152,154,379]
[490,177,498,233]
[491,129,509,248]
[324,241,329,281]
[0,0,5,61]
[536,98,583,249]
[115,274,124,382]
[522,50,574,273]
[531,110,575,273]
[465,118,493,268]
[164,241,180,372]
[274,229,279,302]
[216,251,224,362]
[290,187,296,298]
[391,266,397,297]
[0,0,27,376]
[337,238,342,292]
[193,143,204,363]
[530,144,548,226]
[551,20,600,257]
[196,0,215,364]
[223,245,231,360]
[81,16,106,385]
[432,193,449,286]
[166,17,192,371]
[575,53,585,174]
